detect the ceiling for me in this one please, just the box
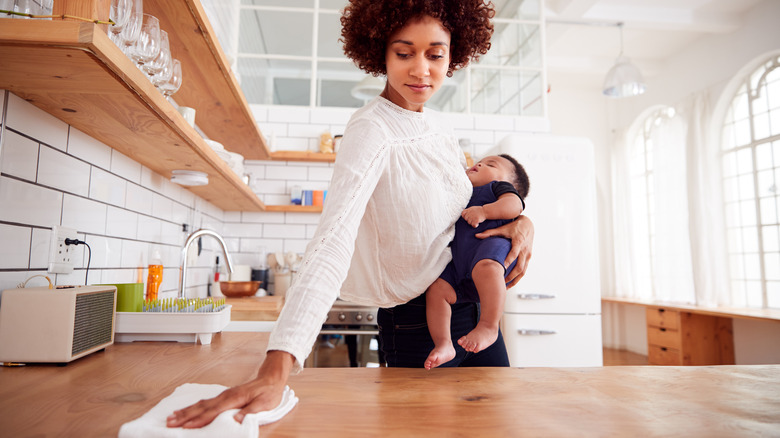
[544,0,765,88]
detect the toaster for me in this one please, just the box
[0,285,116,364]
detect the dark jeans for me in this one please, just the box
[377,293,510,368]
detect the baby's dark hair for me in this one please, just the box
[340,0,494,78]
[499,154,530,199]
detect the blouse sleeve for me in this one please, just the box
[266,117,390,374]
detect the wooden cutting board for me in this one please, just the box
[224,296,283,321]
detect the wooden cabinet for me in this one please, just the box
[645,306,735,366]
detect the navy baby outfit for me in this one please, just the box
[439,180,520,302]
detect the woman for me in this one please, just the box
[167,0,534,428]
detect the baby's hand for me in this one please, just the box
[462,206,486,227]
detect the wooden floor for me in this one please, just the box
[602,348,648,366]
[312,337,649,367]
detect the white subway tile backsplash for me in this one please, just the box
[284,239,309,254]
[29,228,51,270]
[286,212,323,225]
[106,206,138,239]
[61,194,107,234]
[266,164,308,180]
[0,271,42,293]
[223,211,241,222]
[68,127,112,170]
[241,211,285,224]
[37,146,91,196]
[0,176,62,227]
[250,106,268,122]
[287,123,330,139]
[308,166,334,181]
[310,107,353,125]
[137,215,162,242]
[111,150,142,184]
[263,224,306,239]
[273,136,311,151]
[223,222,263,238]
[268,106,309,124]
[223,237,240,253]
[99,268,135,285]
[6,93,68,151]
[90,166,126,207]
[141,166,167,194]
[121,239,148,268]
[448,113,475,130]
[151,193,173,222]
[126,183,153,215]
[0,224,31,269]
[253,179,287,195]
[87,235,123,269]
[1,130,38,181]
[160,221,181,246]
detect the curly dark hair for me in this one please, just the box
[340,0,494,77]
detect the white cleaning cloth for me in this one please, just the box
[118,383,298,438]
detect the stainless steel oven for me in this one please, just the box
[306,299,382,367]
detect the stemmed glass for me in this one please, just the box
[143,30,170,77]
[158,59,182,99]
[109,0,132,45]
[129,14,161,68]
[118,10,142,56]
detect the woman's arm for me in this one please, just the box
[475,215,534,287]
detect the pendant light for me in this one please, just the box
[602,22,646,98]
[350,76,385,101]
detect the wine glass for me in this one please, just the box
[151,54,173,88]
[159,59,182,99]
[143,30,170,77]
[109,0,132,35]
[118,10,142,55]
[129,14,161,67]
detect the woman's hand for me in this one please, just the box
[475,215,534,288]
[166,350,294,429]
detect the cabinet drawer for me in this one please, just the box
[501,314,602,367]
[647,326,681,350]
[646,307,680,329]
[648,344,682,365]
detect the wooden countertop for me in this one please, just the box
[602,296,780,323]
[1,332,778,437]
[225,296,283,321]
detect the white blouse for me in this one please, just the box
[266,97,473,373]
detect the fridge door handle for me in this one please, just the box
[517,329,557,336]
[516,293,556,300]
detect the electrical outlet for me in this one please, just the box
[47,226,78,274]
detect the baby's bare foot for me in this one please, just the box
[424,343,456,370]
[457,324,498,353]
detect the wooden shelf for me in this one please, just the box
[0,17,268,211]
[265,205,323,213]
[270,151,336,163]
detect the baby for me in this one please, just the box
[425,154,530,369]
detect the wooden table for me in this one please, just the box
[0,332,778,437]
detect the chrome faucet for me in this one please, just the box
[179,229,234,299]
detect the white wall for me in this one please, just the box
[554,0,780,360]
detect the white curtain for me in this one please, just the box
[651,114,696,303]
[610,128,640,299]
[682,92,733,306]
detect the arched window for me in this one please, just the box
[721,54,780,308]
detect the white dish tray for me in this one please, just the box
[114,305,231,345]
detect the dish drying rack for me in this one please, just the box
[115,298,232,345]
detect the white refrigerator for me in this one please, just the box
[492,134,603,367]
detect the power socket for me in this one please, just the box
[47,226,78,274]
